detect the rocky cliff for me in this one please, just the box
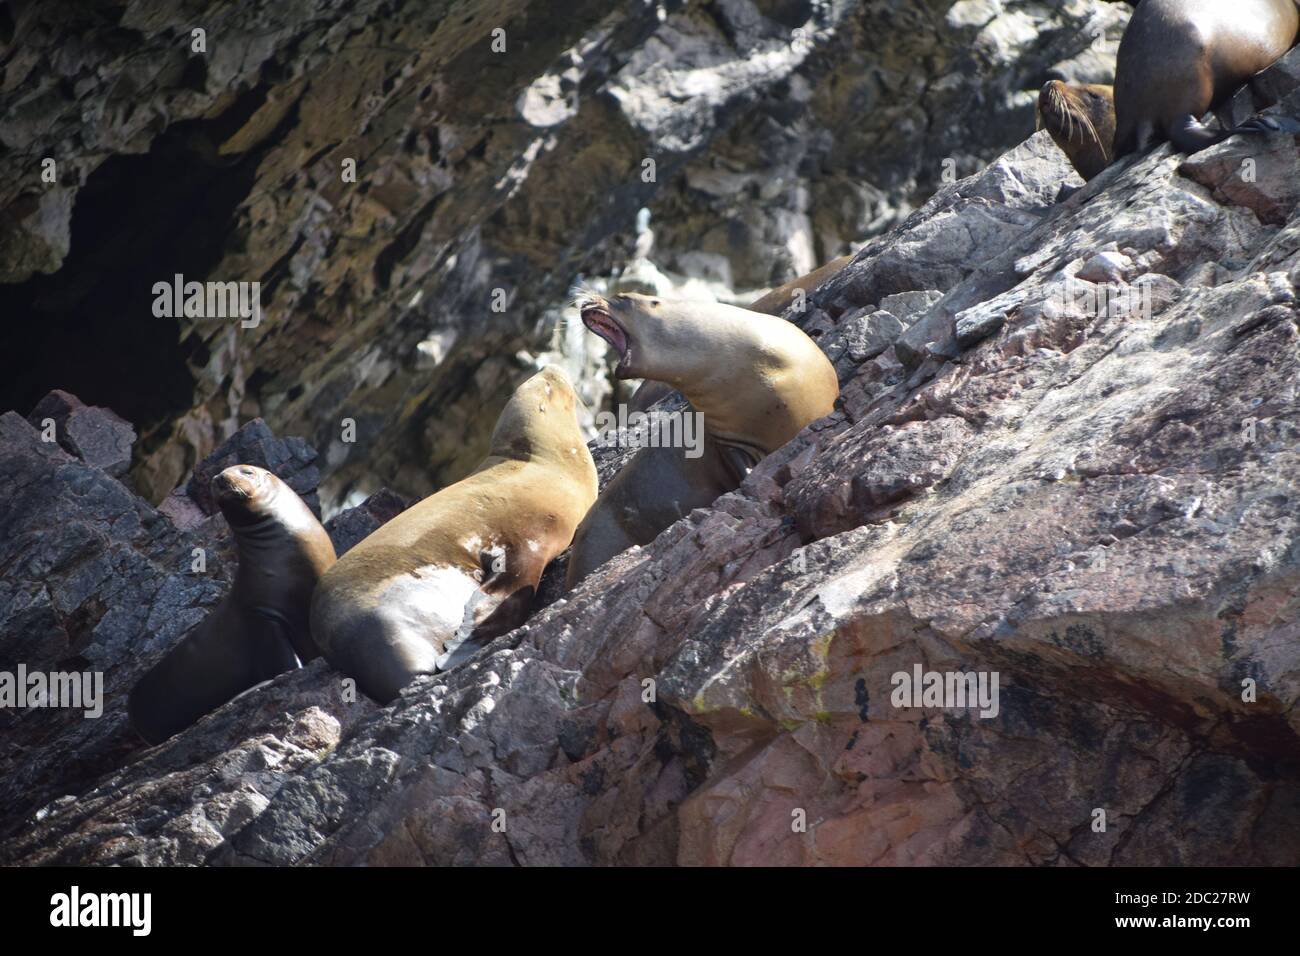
[6,30,1300,862]
[0,0,1127,512]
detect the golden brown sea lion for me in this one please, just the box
[747,254,854,316]
[566,291,838,587]
[1113,0,1300,157]
[627,255,852,412]
[128,465,335,744]
[309,367,597,703]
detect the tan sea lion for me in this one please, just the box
[1113,0,1300,157]
[627,255,852,412]
[128,465,335,744]
[747,254,854,316]
[566,290,839,587]
[1038,80,1115,181]
[310,367,597,703]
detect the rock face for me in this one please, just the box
[0,0,1128,511]
[6,41,1300,864]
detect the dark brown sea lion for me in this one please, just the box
[1038,80,1116,181]
[1113,0,1300,157]
[310,367,598,703]
[128,465,335,744]
[566,290,839,588]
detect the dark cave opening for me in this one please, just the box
[0,91,267,436]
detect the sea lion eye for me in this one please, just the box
[651,299,661,307]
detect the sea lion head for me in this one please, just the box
[488,366,590,468]
[573,288,715,384]
[211,464,283,527]
[1037,80,1115,181]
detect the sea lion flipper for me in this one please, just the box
[1166,114,1228,154]
[1235,114,1300,135]
[436,586,536,673]
[127,605,298,744]
[245,611,302,677]
[719,443,761,484]
[1054,183,1081,203]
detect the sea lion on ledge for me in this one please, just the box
[566,290,839,588]
[310,367,597,703]
[1113,0,1300,157]
[1038,80,1115,181]
[128,465,335,744]
[627,254,853,412]
[748,254,855,316]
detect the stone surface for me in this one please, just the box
[183,418,321,517]
[324,488,410,556]
[26,389,137,478]
[7,57,1300,864]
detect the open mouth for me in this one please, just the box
[581,305,630,362]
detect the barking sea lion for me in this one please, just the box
[567,290,838,587]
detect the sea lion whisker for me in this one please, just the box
[568,283,605,313]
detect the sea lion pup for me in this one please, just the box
[566,290,839,588]
[128,466,335,744]
[1113,0,1300,158]
[310,367,597,703]
[1038,80,1115,181]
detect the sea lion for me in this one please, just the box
[128,465,335,744]
[1113,0,1300,157]
[310,367,598,703]
[627,255,852,412]
[748,254,854,316]
[1038,80,1115,181]
[566,290,839,588]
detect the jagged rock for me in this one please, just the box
[185,419,321,516]
[7,47,1300,865]
[158,418,322,532]
[324,489,410,557]
[820,308,905,377]
[1075,250,1133,284]
[0,410,231,843]
[26,389,136,478]
[953,302,1007,348]
[880,289,944,325]
[2,663,376,866]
